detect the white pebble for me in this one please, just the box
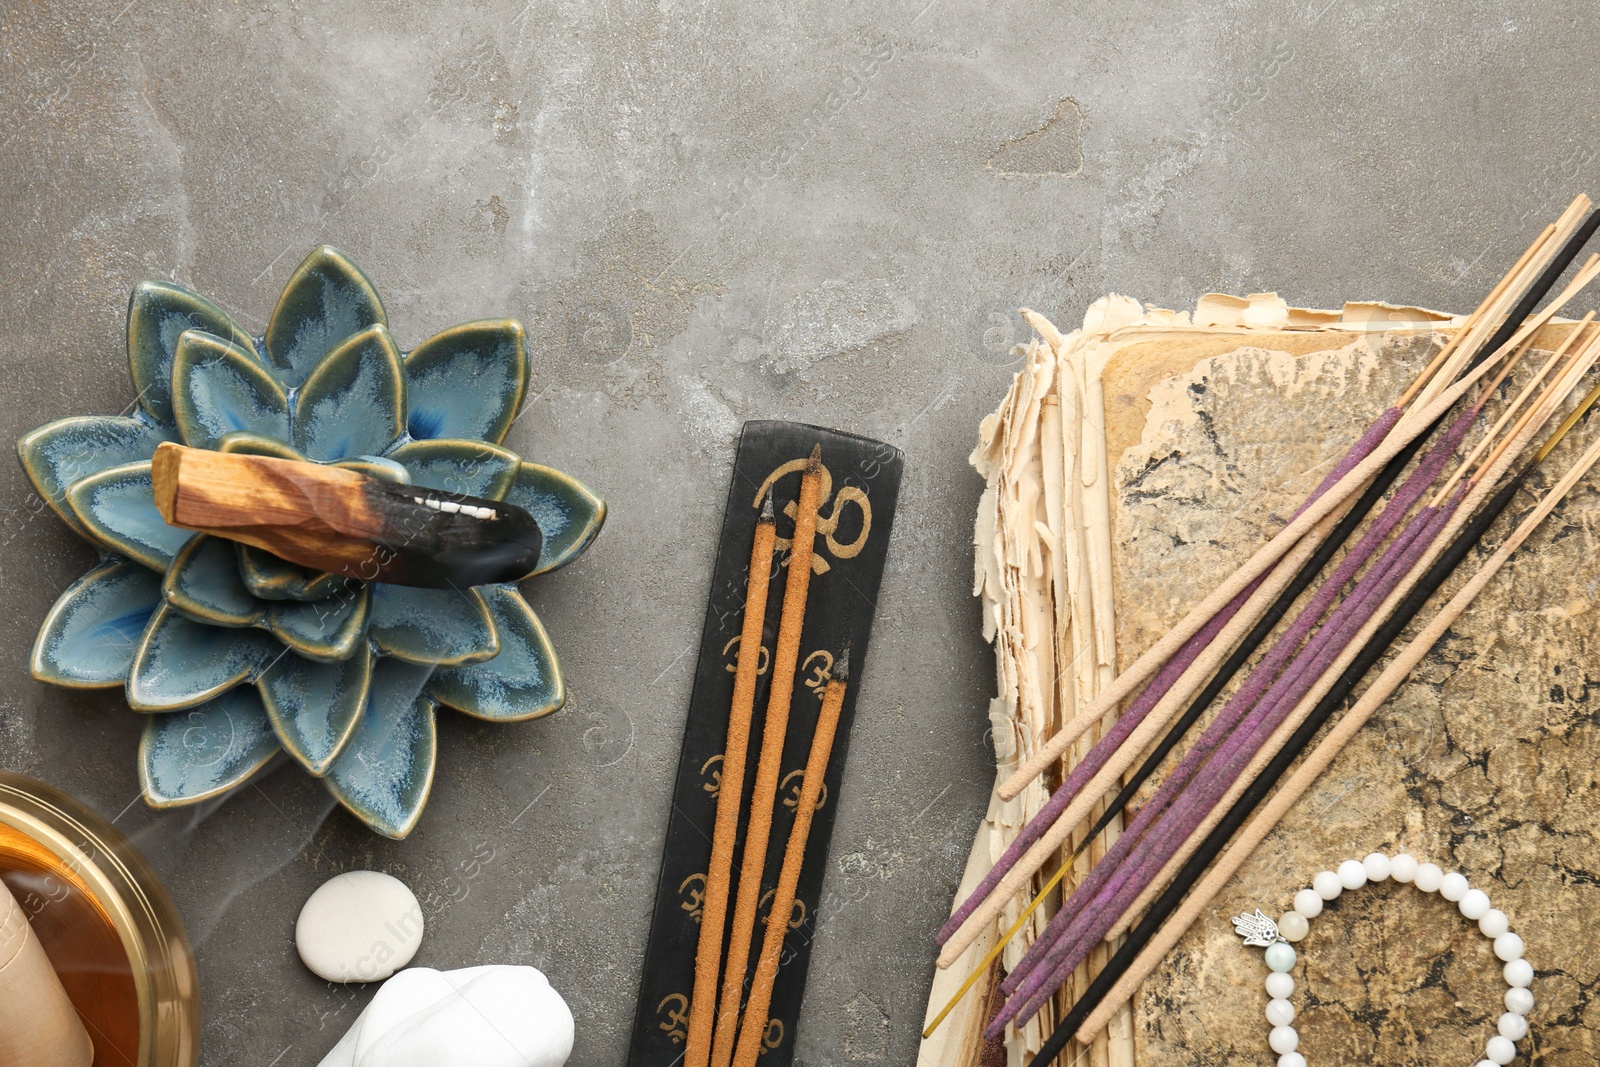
[1485,1034,1516,1064]
[1278,911,1310,943]
[1390,853,1419,883]
[1313,870,1343,900]
[1362,852,1392,882]
[1266,972,1295,1000]
[1479,909,1510,938]
[1293,888,1324,919]
[296,871,424,983]
[1440,872,1469,902]
[1494,932,1525,962]
[1498,1011,1529,1041]
[1459,889,1491,921]
[1265,942,1297,973]
[1414,863,1444,893]
[1504,958,1534,988]
[1505,986,1534,1016]
[1337,859,1368,890]
[1278,1053,1306,1067]
[1268,1025,1299,1055]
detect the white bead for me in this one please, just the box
[1278,911,1309,943]
[1266,972,1295,999]
[1459,889,1491,921]
[1485,1034,1516,1064]
[1479,909,1510,938]
[1414,863,1444,892]
[1498,1011,1529,1041]
[1504,958,1534,987]
[1278,1054,1306,1067]
[1269,1025,1299,1054]
[1313,870,1343,900]
[1474,1061,1498,1067]
[1440,872,1469,901]
[1265,942,1297,973]
[1505,986,1534,1016]
[1362,852,1392,882]
[1337,859,1368,890]
[1293,888,1324,918]
[1390,853,1419,883]
[1494,932,1525,962]
[1266,998,1296,1027]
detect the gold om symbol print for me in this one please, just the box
[657,993,690,1044]
[762,1017,784,1053]
[779,767,827,814]
[758,886,808,931]
[752,458,872,575]
[678,872,706,924]
[800,649,833,701]
[722,635,770,676]
[700,753,722,799]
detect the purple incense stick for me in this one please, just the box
[995,490,1466,1030]
[936,406,1404,947]
[994,407,1474,1003]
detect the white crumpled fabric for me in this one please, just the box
[317,965,574,1067]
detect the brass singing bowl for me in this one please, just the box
[0,771,199,1067]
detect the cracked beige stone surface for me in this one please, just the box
[1106,324,1600,1065]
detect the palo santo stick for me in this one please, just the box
[684,493,778,1067]
[1073,427,1600,1047]
[710,445,824,1067]
[730,649,851,1067]
[937,506,1342,967]
[150,442,543,587]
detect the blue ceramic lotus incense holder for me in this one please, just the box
[18,247,605,838]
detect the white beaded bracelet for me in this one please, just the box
[1233,852,1534,1066]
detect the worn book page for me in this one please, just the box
[931,293,1599,1065]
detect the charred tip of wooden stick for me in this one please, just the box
[151,442,545,589]
[832,643,851,682]
[759,488,775,523]
[806,443,822,472]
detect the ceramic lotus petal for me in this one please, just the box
[19,247,606,838]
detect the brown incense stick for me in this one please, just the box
[684,492,778,1067]
[730,648,851,1067]
[1073,426,1600,1045]
[710,445,825,1067]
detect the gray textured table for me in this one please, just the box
[2,2,1594,1063]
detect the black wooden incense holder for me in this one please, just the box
[627,420,903,1066]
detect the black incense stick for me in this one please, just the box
[1058,209,1600,871]
[1027,453,1553,1067]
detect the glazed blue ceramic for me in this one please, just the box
[19,246,605,839]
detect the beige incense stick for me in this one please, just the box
[730,650,850,1067]
[684,494,779,1067]
[936,504,1347,967]
[998,250,1600,803]
[0,877,94,1067]
[1396,222,1554,409]
[1107,331,1600,941]
[710,446,825,1067]
[1074,427,1600,1045]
